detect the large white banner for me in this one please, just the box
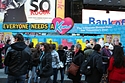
[25,0,55,23]
[82,9,125,25]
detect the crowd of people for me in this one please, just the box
[0,33,125,83]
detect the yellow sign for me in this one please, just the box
[56,0,65,19]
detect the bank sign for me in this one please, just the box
[82,9,125,25]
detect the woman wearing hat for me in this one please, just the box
[101,43,112,74]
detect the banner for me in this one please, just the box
[0,0,56,23]
[0,22,124,35]
[25,0,55,23]
[56,0,65,19]
[104,34,120,45]
[82,9,125,25]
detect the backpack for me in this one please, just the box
[80,54,94,75]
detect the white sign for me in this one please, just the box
[25,0,55,23]
[82,9,125,25]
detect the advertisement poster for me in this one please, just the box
[0,32,13,45]
[56,0,65,19]
[104,34,120,45]
[82,9,125,25]
[0,0,55,23]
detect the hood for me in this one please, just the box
[11,42,27,51]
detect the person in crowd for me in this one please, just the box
[119,42,122,47]
[4,39,11,54]
[57,45,66,83]
[68,44,85,83]
[0,33,4,69]
[101,43,112,74]
[85,40,90,44]
[63,46,69,72]
[0,32,4,43]
[4,39,11,74]
[65,45,74,72]
[108,45,125,83]
[4,33,32,83]
[51,44,60,83]
[108,44,114,55]
[28,43,40,83]
[28,42,34,48]
[90,38,96,48]
[37,43,53,83]
[84,43,94,59]
[26,42,34,79]
[85,44,103,83]
[0,43,4,69]
[63,46,68,52]
[118,43,124,55]
[98,38,104,48]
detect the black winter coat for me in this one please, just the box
[68,50,85,82]
[57,50,66,64]
[31,48,40,66]
[4,42,32,76]
[39,52,53,78]
[85,51,103,83]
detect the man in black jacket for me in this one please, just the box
[4,33,32,83]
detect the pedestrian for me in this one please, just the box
[85,40,90,45]
[0,43,4,69]
[57,45,66,83]
[84,43,94,59]
[4,33,32,83]
[51,44,61,83]
[85,44,103,83]
[4,39,11,74]
[68,44,85,83]
[4,39,11,54]
[108,45,125,83]
[101,43,112,74]
[26,42,34,79]
[28,43,40,83]
[63,46,69,72]
[65,45,74,73]
[38,43,53,83]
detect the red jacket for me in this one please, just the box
[108,57,125,81]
